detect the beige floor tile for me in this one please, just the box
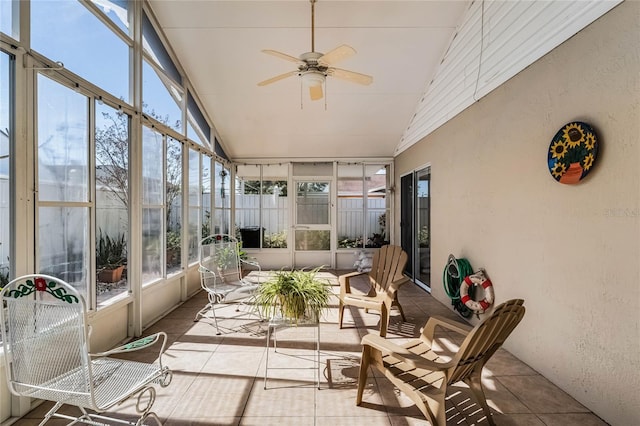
[165,418,241,426]
[240,417,316,426]
[201,349,265,377]
[323,356,361,388]
[482,381,531,414]
[483,348,539,377]
[497,375,591,413]
[144,319,197,336]
[170,375,254,418]
[488,413,546,425]
[162,344,216,372]
[373,376,425,418]
[537,412,610,425]
[243,382,316,417]
[168,304,205,320]
[388,416,432,426]
[316,382,387,417]
[318,417,392,426]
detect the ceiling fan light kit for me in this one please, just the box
[258,0,373,101]
[301,71,325,87]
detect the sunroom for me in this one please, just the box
[0,1,638,425]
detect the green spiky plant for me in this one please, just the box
[255,267,331,323]
[96,229,126,269]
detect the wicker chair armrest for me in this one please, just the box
[361,334,454,371]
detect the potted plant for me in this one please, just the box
[255,267,331,323]
[96,230,127,283]
[166,230,181,268]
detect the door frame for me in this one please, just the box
[400,164,431,292]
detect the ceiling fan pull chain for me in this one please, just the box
[324,79,327,110]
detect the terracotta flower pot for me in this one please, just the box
[98,265,125,283]
[559,162,583,184]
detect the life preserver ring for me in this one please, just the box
[460,270,494,313]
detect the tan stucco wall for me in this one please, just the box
[394,2,639,425]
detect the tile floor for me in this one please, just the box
[12,271,608,426]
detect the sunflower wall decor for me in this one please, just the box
[548,121,599,184]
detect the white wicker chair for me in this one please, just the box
[194,234,261,334]
[0,274,172,426]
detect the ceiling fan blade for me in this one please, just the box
[318,44,356,66]
[309,85,323,101]
[261,49,302,64]
[257,71,298,86]
[329,67,373,86]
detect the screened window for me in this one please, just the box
[37,74,90,302]
[261,164,288,249]
[235,164,288,249]
[143,59,183,133]
[201,155,211,239]
[214,137,228,161]
[336,164,388,249]
[95,102,129,304]
[187,149,200,262]
[337,163,364,249]
[0,51,13,292]
[235,165,260,245]
[166,137,182,274]
[365,165,388,247]
[90,0,130,35]
[142,10,181,83]
[0,0,17,39]
[187,93,209,147]
[31,0,130,102]
[213,161,230,235]
[142,126,163,284]
[142,9,183,133]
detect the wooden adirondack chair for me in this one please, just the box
[356,299,525,425]
[338,245,409,337]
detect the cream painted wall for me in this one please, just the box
[394,2,639,425]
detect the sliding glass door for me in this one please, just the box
[400,166,431,291]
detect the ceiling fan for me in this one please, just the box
[257,0,373,101]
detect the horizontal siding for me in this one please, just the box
[396,0,623,155]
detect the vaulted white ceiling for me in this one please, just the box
[147,0,621,161]
[147,0,470,160]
